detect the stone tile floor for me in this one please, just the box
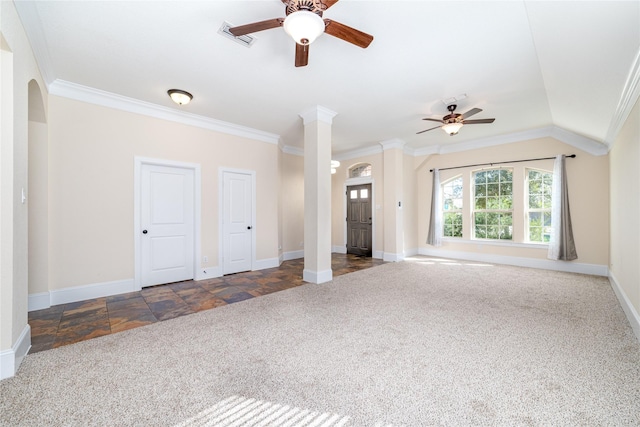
[28,254,385,353]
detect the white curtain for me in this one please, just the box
[426,169,443,247]
[548,155,578,260]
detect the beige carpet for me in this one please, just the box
[2,257,639,426]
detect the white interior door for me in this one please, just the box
[141,164,195,287]
[223,171,253,275]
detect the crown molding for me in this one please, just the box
[332,144,383,162]
[49,80,280,145]
[281,145,304,156]
[604,47,640,148]
[304,124,607,162]
[299,105,338,125]
[379,138,406,151]
[437,127,553,155]
[14,0,55,87]
[548,126,608,156]
[412,145,440,157]
[403,145,415,157]
[430,126,607,157]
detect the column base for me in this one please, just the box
[303,269,333,284]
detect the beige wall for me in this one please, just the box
[330,150,418,259]
[418,137,609,266]
[609,98,640,315]
[1,2,48,358]
[330,161,344,251]
[48,95,280,290]
[28,119,48,295]
[382,147,403,257]
[331,153,385,257]
[403,153,418,253]
[281,153,304,255]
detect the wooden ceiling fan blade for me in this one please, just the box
[323,19,373,48]
[463,118,495,124]
[295,43,309,67]
[228,18,284,36]
[461,108,482,119]
[417,125,442,135]
[422,118,444,123]
[322,0,340,9]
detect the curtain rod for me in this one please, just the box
[429,154,576,173]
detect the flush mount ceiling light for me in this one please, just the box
[283,10,325,45]
[167,89,193,106]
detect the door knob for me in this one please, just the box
[142,230,148,234]
[247,226,252,230]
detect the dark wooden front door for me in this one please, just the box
[346,184,372,256]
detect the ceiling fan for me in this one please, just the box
[417,104,496,136]
[228,0,374,67]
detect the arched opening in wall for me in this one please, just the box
[28,79,49,304]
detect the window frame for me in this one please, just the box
[349,163,372,179]
[472,168,514,241]
[441,175,463,238]
[525,168,553,244]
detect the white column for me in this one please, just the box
[381,139,405,262]
[300,106,337,284]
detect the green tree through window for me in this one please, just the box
[442,176,463,237]
[527,169,553,242]
[473,169,513,240]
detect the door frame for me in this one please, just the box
[343,177,376,257]
[134,157,201,291]
[218,167,257,274]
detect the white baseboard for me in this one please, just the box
[195,267,222,281]
[383,252,405,262]
[50,278,136,306]
[254,257,280,271]
[609,271,640,342]
[26,246,397,312]
[417,247,608,276]
[404,248,419,257]
[196,259,279,279]
[332,245,347,254]
[1,324,31,380]
[28,292,51,312]
[303,268,333,284]
[283,250,304,261]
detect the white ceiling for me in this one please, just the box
[15,0,640,156]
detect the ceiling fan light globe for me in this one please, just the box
[442,122,463,135]
[283,11,325,45]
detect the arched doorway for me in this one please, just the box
[28,79,49,307]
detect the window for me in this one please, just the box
[350,188,368,199]
[442,176,463,238]
[527,169,553,243]
[350,164,371,178]
[473,169,513,240]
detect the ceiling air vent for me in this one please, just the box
[219,22,257,47]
